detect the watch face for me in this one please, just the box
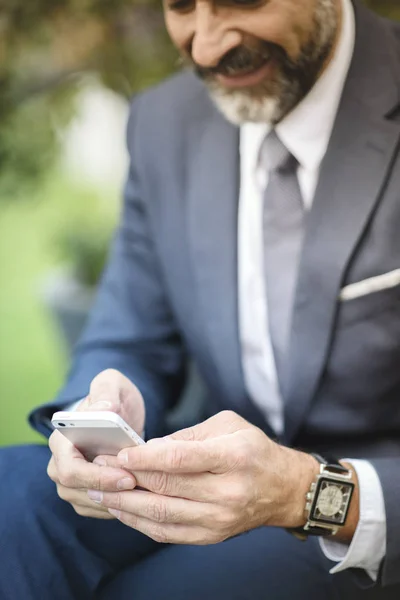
[311,479,355,526]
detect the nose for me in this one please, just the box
[191,4,242,68]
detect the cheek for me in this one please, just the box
[235,1,314,59]
[164,15,192,54]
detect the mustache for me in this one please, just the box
[190,42,291,80]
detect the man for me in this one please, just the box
[1,0,400,598]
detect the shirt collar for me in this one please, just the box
[243,0,356,178]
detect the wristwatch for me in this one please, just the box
[289,454,355,541]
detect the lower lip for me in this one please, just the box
[215,60,273,89]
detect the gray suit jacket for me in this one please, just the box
[31,1,400,588]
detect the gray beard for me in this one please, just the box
[204,0,339,126]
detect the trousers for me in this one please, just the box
[0,444,398,600]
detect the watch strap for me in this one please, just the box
[311,453,349,475]
[290,525,334,540]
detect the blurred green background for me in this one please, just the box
[0,0,398,447]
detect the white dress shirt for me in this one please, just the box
[238,0,386,581]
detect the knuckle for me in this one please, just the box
[73,504,91,517]
[218,410,242,427]
[113,493,123,511]
[214,508,235,529]
[219,410,237,420]
[231,449,249,470]
[89,473,102,492]
[179,427,196,442]
[167,447,185,471]
[189,531,208,545]
[147,499,168,523]
[150,525,169,544]
[47,460,57,482]
[149,471,170,496]
[194,528,220,545]
[230,440,252,469]
[223,481,248,507]
[210,530,225,544]
[72,504,85,516]
[57,464,73,488]
[48,432,56,453]
[56,484,68,501]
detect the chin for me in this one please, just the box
[207,87,282,126]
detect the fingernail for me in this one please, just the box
[93,457,107,466]
[87,490,103,504]
[118,452,128,464]
[117,478,135,491]
[90,401,112,410]
[108,509,121,519]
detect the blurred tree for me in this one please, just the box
[0,0,175,110]
[0,0,177,198]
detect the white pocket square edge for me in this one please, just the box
[340,269,400,302]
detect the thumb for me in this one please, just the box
[80,369,124,413]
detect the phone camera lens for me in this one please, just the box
[58,423,66,427]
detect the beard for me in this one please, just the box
[189,0,339,126]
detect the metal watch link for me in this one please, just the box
[288,454,355,541]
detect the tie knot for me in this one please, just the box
[262,130,296,173]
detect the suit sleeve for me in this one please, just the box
[29,96,187,441]
[368,457,400,588]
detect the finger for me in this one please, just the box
[52,446,137,492]
[81,369,124,411]
[74,506,116,520]
[164,411,250,443]
[133,471,249,512]
[118,439,230,474]
[82,369,143,414]
[107,511,216,545]
[51,429,136,491]
[90,489,218,527]
[56,484,112,518]
[133,470,219,502]
[49,429,84,461]
[93,455,123,469]
[47,456,58,482]
[93,456,220,502]
[59,460,136,492]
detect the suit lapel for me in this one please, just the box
[188,100,268,429]
[284,2,400,443]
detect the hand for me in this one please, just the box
[89,411,319,543]
[47,369,146,519]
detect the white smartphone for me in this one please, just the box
[51,411,145,462]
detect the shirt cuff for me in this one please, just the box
[319,459,386,582]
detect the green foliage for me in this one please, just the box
[57,225,112,287]
[367,1,400,19]
[0,1,177,200]
[43,172,119,286]
[0,170,120,446]
[0,84,77,199]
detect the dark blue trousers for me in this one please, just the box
[0,445,397,600]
